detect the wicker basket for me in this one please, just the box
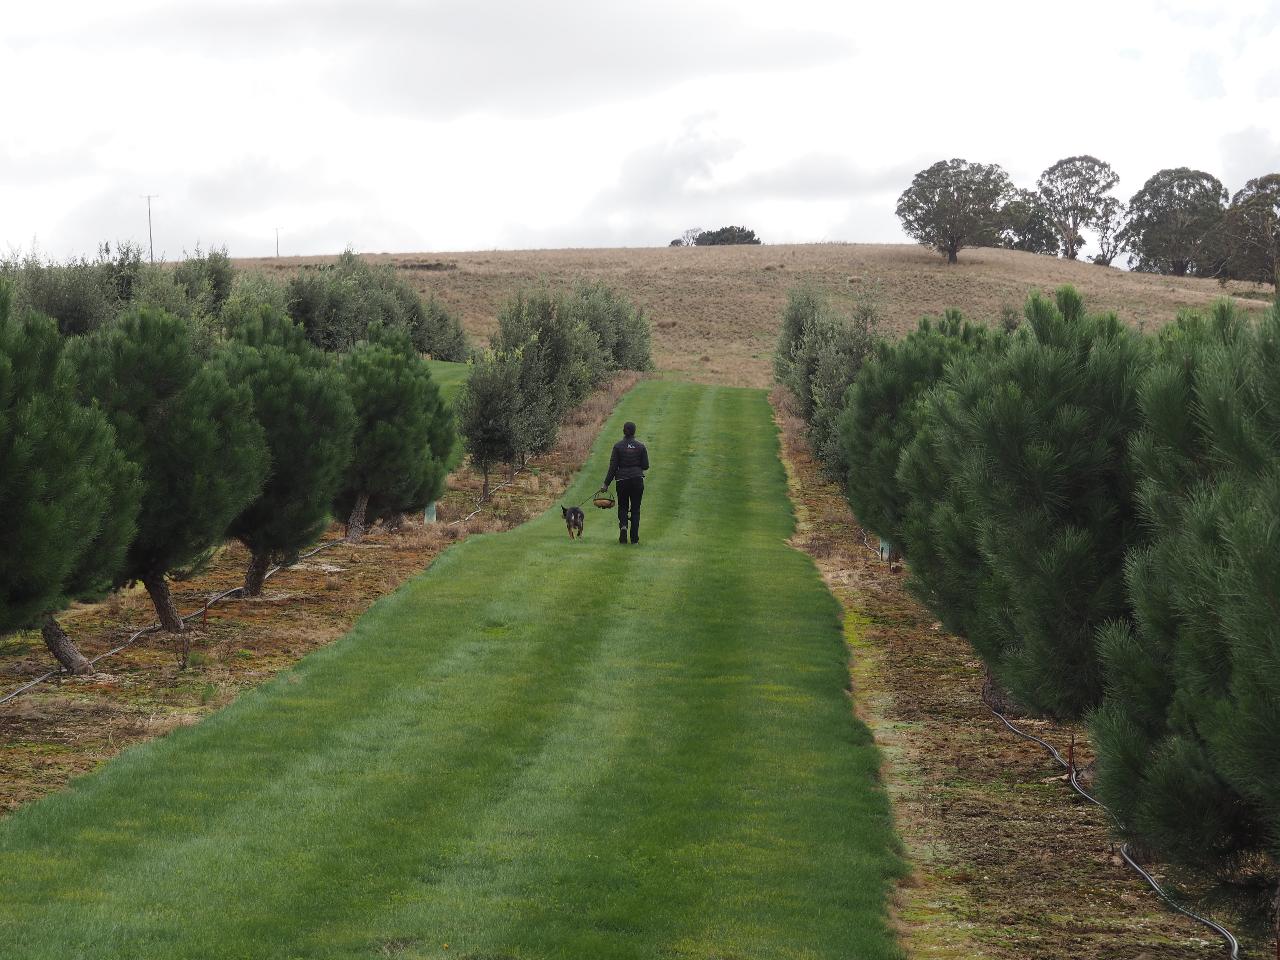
[592,496,616,509]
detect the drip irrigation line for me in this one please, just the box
[448,463,531,527]
[990,706,1241,959]
[0,539,344,708]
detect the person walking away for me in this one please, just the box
[600,421,648,544]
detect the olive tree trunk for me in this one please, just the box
[41,616,93,675]
[346,492,370,544]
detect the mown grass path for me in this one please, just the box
[0,381,902,959]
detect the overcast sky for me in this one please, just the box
[2,0,1278,259]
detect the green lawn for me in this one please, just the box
[425,359,467,404]
[0,380,903,959]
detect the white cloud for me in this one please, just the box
[2,0,1278,258]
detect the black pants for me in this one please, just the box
[616,477,644,542]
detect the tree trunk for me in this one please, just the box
[947,246,958,264]
[1272,878,1279,960]
[385,512,406,532]
[243,550,271,597]
[143,571,184,633]
[481,467,490,502]
[41,615,93,675]
[346,492,370,544]
[981,666,1025,718]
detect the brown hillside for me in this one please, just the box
[236,244,1273,388]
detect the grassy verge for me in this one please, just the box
[425,359,467,403]
[0,380,902,959]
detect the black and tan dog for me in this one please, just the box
[561,505,585,540]
[558,504,583,542]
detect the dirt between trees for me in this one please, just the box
[771,387,1232,960]
[0,373,638,815]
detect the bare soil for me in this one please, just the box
[238,243,1273,388]
[0,373,638,814]
[771,388,1245,960]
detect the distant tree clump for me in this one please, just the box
[1219,173,1280,289]
[336,324,455,543]
[693,226,761,245]
[218,305,356,595]
[1091,196,1128,267]
[1123,167,1227,276]
[897,159,1015,263]
[71,306,269,655]
[286,250,470,359]
[0,288,140,674]
[999,189,1062,256]
[1036,155,1120,260]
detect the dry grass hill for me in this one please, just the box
[236,244,1273,388]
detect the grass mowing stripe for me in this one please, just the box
[0,379,903,960]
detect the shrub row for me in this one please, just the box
[780,283,1280,931]
[458,281,652,495]
[285,250,470,360]
[1,246,472,362]
[773,286,880,477]
[0,286,455,671]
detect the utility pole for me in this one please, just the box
[275,226,281,258]
[141,195,159,263]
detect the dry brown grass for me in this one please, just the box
[237,244,1273,388]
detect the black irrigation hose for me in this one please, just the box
[0,539,345,707]
[990,706,1242,959]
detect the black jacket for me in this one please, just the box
[604,437,649,485]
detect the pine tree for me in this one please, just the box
[896,341,1016,700]
[336,323,455,543]
[840,310,988,551]
[219,305,355,596]
[1092,300,1280,931]
[961,288,1148,718]
[0,289,139,673]
[70,306,268,653]
[898,288,1147,719]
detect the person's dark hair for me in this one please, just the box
[623,421,636,437]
